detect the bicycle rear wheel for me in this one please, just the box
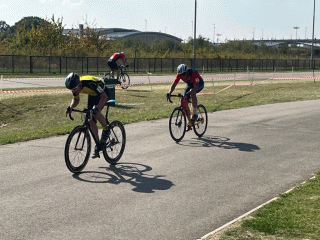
[102,121,126,164]
[64,126,91,173]
[193,104,208,138]
[119,73,130,89]
[169,107,186,142]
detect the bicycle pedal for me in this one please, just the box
[92,152,100,158]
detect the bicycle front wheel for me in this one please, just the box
[64,126,91,173]
[104,71,114,79]
[102,121,126,164]
[193,104,208,138]
[169,107,186,142]
[119,73,130,89]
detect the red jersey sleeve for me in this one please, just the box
[173,74,181,84]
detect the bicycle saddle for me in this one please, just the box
[106,99,116,106]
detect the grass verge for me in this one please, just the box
[208,173,320,240]
[1,79,320,145]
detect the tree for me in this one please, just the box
[7,16,65,55]
[0,21,9,32]
[10,16,45,33]
[0,20,10,41]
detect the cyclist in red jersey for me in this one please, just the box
[107,52,128,80]
[167,64,204,129]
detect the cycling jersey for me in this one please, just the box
[73,76,106,98]
[173,69,204,86]
[109,52,125,62]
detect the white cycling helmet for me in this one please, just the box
[177,64,188,75]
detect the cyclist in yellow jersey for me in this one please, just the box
[65,73,110,158]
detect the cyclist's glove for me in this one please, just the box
[92,108,99,115]
[166,93,172,103]
[66,106,72,113]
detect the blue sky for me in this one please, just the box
[1,0,319,42]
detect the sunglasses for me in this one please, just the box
[180,72,187,77]
[71,85,79,91]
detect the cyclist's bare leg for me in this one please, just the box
[89,120,99,139]
[190,89,199,122]
[116,69,121,80]
[89,113,107,141]
[88,120,100,158]
[190,89,198,112]
[89,114,108,158]
[94,113,107,129]
[181,97,192,130]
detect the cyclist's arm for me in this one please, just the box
[70,96,80,109]
[169,81,178,94]
[169,74,181,94]
[121,58,128,67]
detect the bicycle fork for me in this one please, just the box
[74,130,87,150]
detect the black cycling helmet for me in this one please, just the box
[65,72,80,89]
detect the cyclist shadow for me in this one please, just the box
[179,136,260,152]
[72,162,174,193]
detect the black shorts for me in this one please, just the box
[183,80,204,99]
[87,88,110,110]
[108,60,120,71]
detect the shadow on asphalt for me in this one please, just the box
[178,136,260,152]
[72,162,174,193]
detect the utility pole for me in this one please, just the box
[193,0,197,69]
[216,34,221,44]
[212,23,215,44]
[293,26,300,42]
[311,0,316,82]
[252,27,255,40]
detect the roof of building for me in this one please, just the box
[63,27,182,43]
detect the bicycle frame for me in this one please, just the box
[169,94,204,127]
[68,103,113,148]
[109,65,126,78]
[180,96,192,122]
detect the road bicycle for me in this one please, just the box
[167,94,208,142]
[105,65,130,89]
[64,100,126,173]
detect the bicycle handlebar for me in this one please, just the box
[67,109,90,121]
[170,94,183,98]
[120,64,129,69]
[167,93,183,103]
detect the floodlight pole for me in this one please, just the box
[293,26,300,42]
[193,0,197,69]
[311,0,316,83]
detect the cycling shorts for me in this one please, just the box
[183,80,204,99]
[108,60,120,71]
[87,87,110,109]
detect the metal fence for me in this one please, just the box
[0,55,319,74]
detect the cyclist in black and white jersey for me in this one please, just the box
[65,73,110,158]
